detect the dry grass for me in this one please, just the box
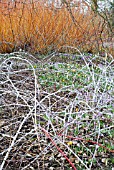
[0,0,112,55]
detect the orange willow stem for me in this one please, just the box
[58,134,114,153]
[42,128,77,170]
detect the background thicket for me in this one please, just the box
[0,0,113,55]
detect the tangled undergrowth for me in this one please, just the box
[0,51,114,170]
